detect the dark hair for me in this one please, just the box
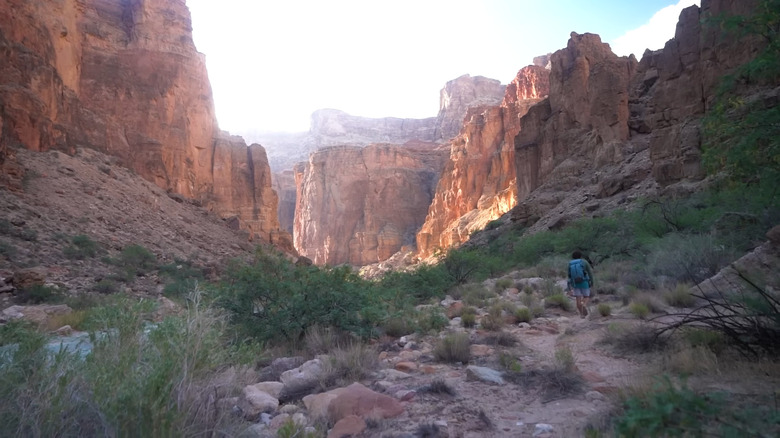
[572,251,582,259]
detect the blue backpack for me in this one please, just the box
[569,259,587,284]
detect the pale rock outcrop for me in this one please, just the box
[0,0,290,248]
[416,66,550,257]
[295,143,447,266]
[436,74,507,141]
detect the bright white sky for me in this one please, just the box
[187,0,700,134]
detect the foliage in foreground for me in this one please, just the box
[0,293,250,437]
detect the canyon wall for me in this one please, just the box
[294,143,448,266]
[0,0,290,248]
[249,75,506,172]
[416,66,550,258]
[509,0,767,231]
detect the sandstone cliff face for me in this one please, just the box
[508,0,767,233]
[273,168,298,235]
[436,75,507,141]
[631,0,765,185]
[294,143,447,266]
[416,66,549,258]
[249,75,506,172]
[0,0,289,247]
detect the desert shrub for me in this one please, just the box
[0,293,245,437]
[597,303,612,317]
[17,228,37,242]
[632,293,665,314]
[442,249,484,284]
[217,248,385,343]
[63,234,99,260]
[530,304,545,318]
[683,328,726,354]
[481,331,516,347]
[645,233,738,286]
[415,307,449,334]
[379,263,454,303]
[434,333,471,363]
[321,341,379,386]
[0,219,10,235]
[629,302,650,319]
[554,346,576,372]
[520,292,536,307]
[93,279,119,294]
[461,313,476,328]
[109,244,157,281]
[498,352,523,373]
[494,277,514,291]
[158,259,205,298]
[15,284,61,304]
[418,378,456,396]
[663,283,696,308]
[0,240,17,260]
[514,307,532,323]
[480,306,504,331]
[544,293,572,311]
[461,284,494,307]
[383,316,413,338]
[533,255,569,278]
[654,275,780,359]
[615,376,780,437]
[599,323,669,355]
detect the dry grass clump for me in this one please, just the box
[480,306,505,331]
[505,347,583,401]
[597,303,612,317]
[461,284,496,307]
[663,283,696,308]
[544,293,573,311]
[633,292,665,313]
[480,331,517,347]
[434,332,471,363]
[514,307,533,323]
[418,378,457,396]
[598,323,669,355]
[494,277,514,292]
[321,341,380,387]
[629,302,650,319]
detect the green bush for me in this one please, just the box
[379,263,454,303]
[461,312,476,328]
[159,259,205,298]
[383,316,413,338]
[63,235,99,260]
[629,302,650,319]
[415,307,449,334]
[494,278,514,291]
[216,248,385,343]
[597,303,612,317]
[514,307,532,323]
[461,284,494,307]
[498,352,522,373]
[683,328,726,354]
[544,293,572,311]
[93,279,119,294]
[114,244,157,277]
[15,284,60,304]
[663,283,696,308]
[434,333,471,363]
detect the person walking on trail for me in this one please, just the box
[567,251,594,318]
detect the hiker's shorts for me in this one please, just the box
[572,287,591,297]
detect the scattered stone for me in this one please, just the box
[395,390,416,401]
[446,301,464,318]
[258,356,305,381]
[380,369,412,381]
[395,361,418,373]
[466,366,504,385]
[52,325,73,336]
[533,423,554,436]
[280,358,324,390]
[399,350,422,361]
[470,344,493,357]
[240,385,279,418]
[279,404,299,414]
[303,390,346,421]
[518,322,531,329]
[251,382,285,399]
[259,412,273,425]
[586,390,606,402]
[328,415,366,438]
[269,413,291,429]
[327,382,404,423]
[581,371,605,383]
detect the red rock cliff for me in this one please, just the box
[0,0,289,247]
[294,143,448,266]
[415,66,550,258]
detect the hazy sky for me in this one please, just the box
[187,0,700,134]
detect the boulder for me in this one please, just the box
[328,415,366,438]
[326,383,404,423]
[466,366,504,385]
[240,385,279,419]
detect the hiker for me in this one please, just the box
[567,251,594,318]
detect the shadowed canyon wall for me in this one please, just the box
[0,0,290,248]
[294,143,448,266]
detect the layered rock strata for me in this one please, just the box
[416,66,550,257]
[0,0,290,248]
[294,143,447,266]
[249,75,506,171]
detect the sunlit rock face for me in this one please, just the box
[415,66,550,258]
[250,75,506,172]
[436,75,507,141]
[0,0,290,248]
[294,143,447,266]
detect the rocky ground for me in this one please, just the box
[0,146,256,308]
